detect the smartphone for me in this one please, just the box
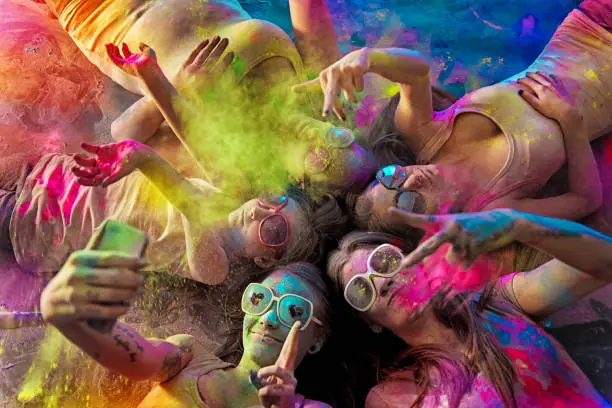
[85,220,148,333]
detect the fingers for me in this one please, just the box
[105,43,124,66]
[525,71,552,88]
[193,36,222,66]
[387,208,440,233]
[211,51,234,77]
[74,154,97,167]
[81,142,100,155]
[72,166,100,178]
[54,302,131,320]
[400,229,451,268]
[258,365,297,386]
[275,321,301,371]
[121,43,134,59]
[69,250,145,270]
[60,284,141,304]
[291,78,321,94]
[206,37,229,65]
[321,70,340,119]
[258,383,296,401]
[185,39,210,67]
[518,87,540,107]
[517,77,545,95]
[353,72,365,93]
[339,71,358,104]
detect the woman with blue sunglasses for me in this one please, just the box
[41,254,336,407]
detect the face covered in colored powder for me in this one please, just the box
[241,271,324,367]
[361,164,445,222]
[227,194,309,268]
[338,246,435,332]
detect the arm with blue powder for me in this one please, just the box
[389,208,612,318]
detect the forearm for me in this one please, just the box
[54,321,182,381]
[288,0,341,75]
[136,67,206,168]
[367,48,431,84]
[111,96,165,143]
[137,147,207,222]
[516,211,612,280]
[558,115,602,213]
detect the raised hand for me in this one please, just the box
[292,48,371,120]
[517,71,579,122]
[106,42,158,77]
[388,208,522,270]
[73,140,149,187]
[256,321,301,408]
[40,250,145,326]
[173,36,235,92]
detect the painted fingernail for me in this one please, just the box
[518,90,524,96]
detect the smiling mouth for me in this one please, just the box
[251,331,282,343]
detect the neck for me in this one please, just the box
[236,353,263,375]
[433,162,480,212]
[395,308,463,351]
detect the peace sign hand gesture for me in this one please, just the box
[292,48,371,121]
[255,321,302,408]
[388,208,523,270]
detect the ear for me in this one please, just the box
[253,256,277,269]
[308,331,327,355]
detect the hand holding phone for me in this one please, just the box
[84,220,148,333]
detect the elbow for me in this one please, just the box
[110,118,127,141]
[189,253,229,285]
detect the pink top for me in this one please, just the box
[367,283,610,408]
[417,10,612,211]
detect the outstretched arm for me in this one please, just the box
[40,250,193,382]
[288,0,341,76]
[292,47,434,149]
[388,208,612,319]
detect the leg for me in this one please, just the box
[579,0,612,31]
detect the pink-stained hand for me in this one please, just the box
[517,71,580,123]
[73,140,149,188]
[106,42,158,77]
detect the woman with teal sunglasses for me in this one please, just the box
[41,255,337,407]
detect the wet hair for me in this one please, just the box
[327,232,517,408]
[217,262,354,406]
[283,185,349,265]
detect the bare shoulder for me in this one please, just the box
[366,379,419,408]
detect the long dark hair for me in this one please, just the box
[327,232,517,408]
[216,262,354,406]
